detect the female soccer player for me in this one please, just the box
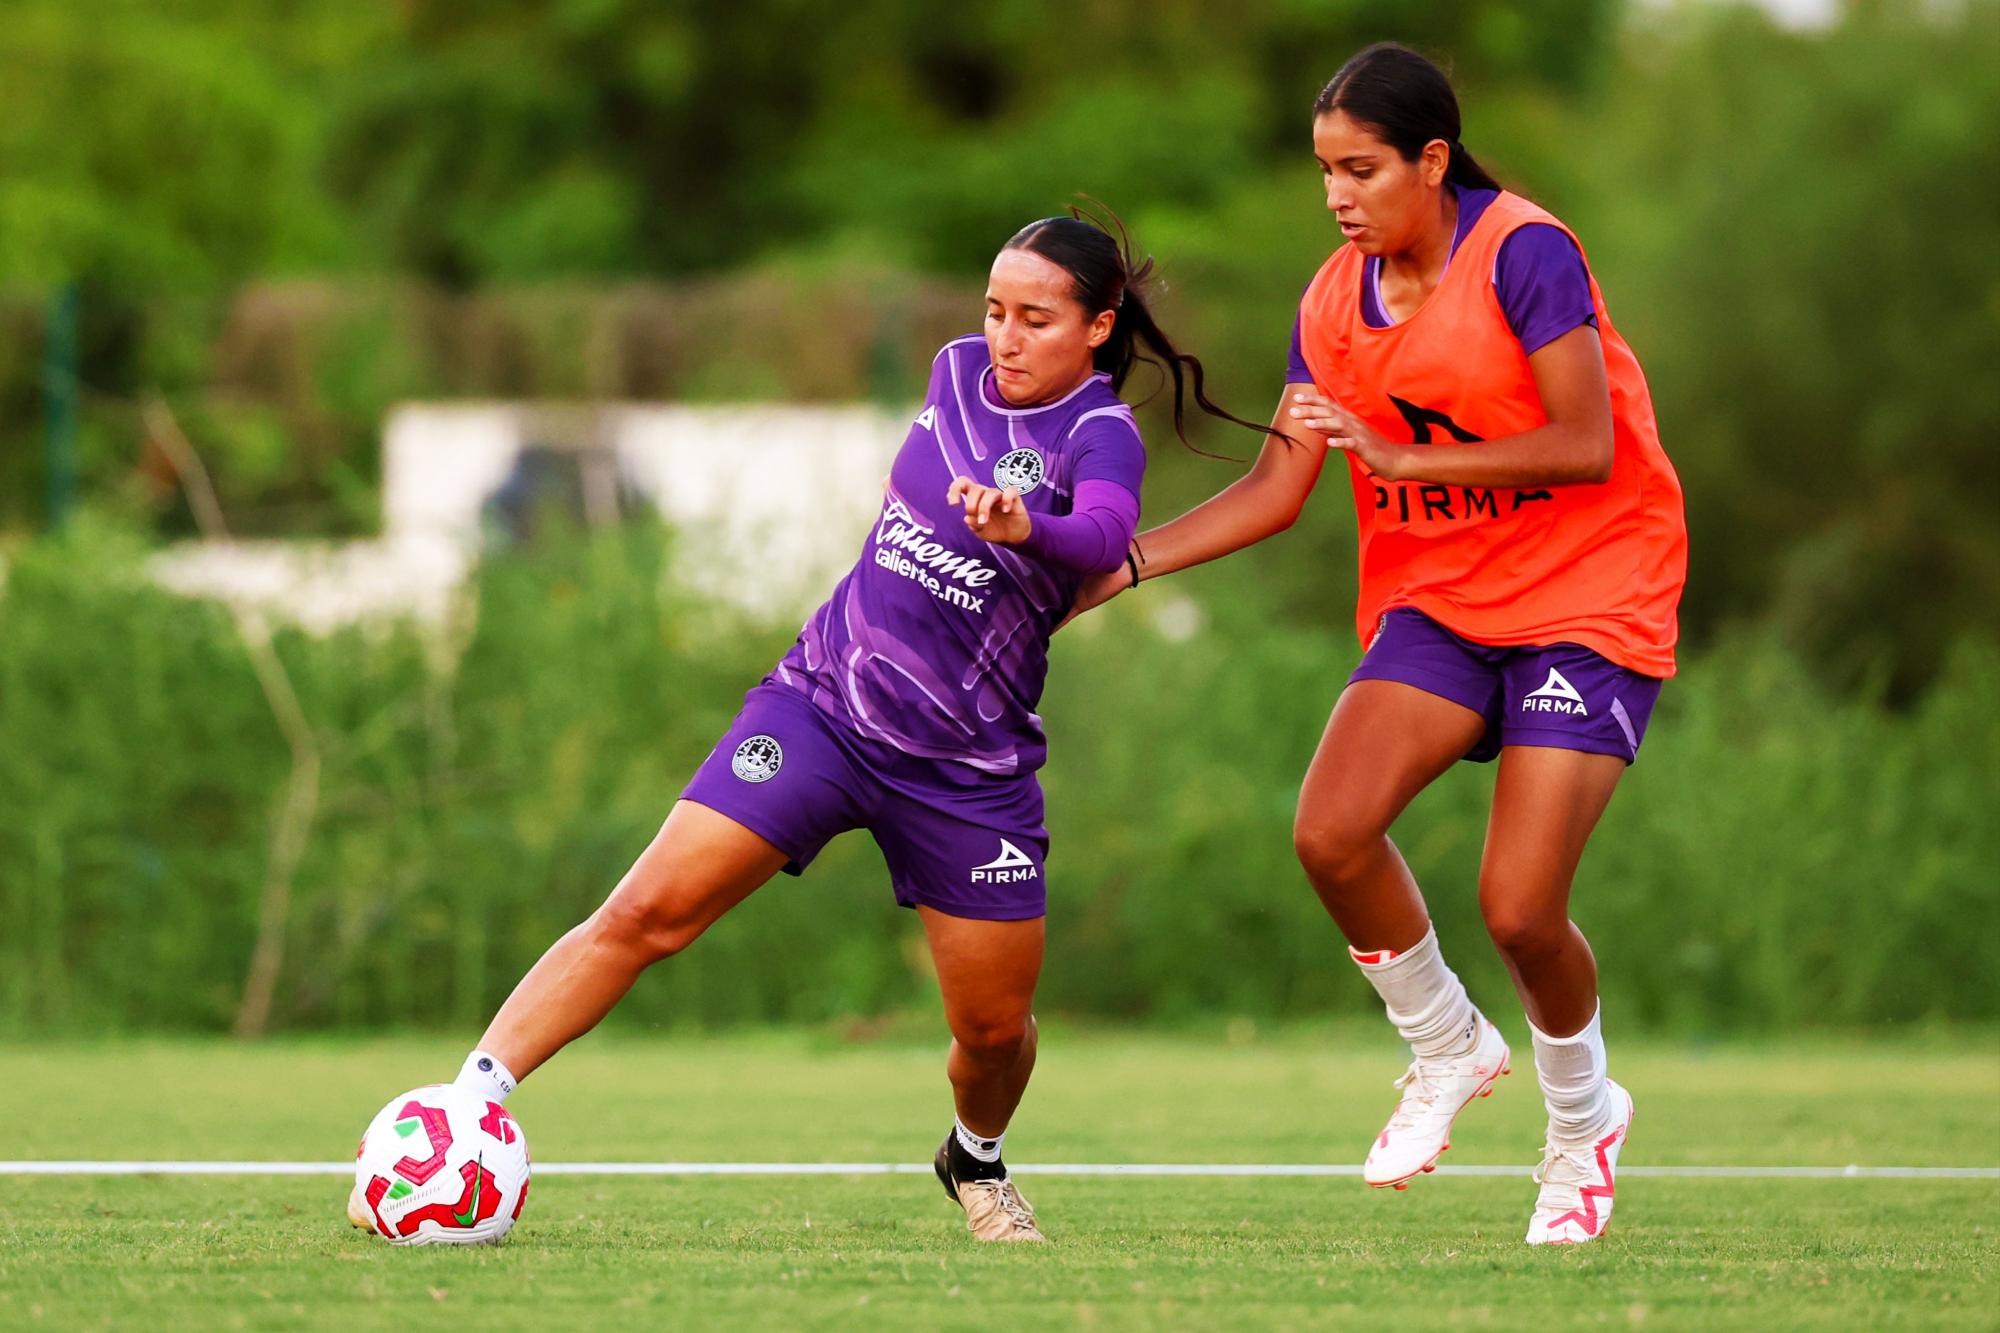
[1072,44,1686,1245]
[361,211,1256,1244]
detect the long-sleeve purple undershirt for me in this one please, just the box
[1020,478,1140,576]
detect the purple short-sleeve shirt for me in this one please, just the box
[1285,188,1598,384]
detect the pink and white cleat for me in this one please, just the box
[1525,1079,1635,1245]
[1364,1017,1511,1189]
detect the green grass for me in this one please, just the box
[3,1028,1995,1329]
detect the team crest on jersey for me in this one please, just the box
[731,735,784,783]
[993,448,1044,495]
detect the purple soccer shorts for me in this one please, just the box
[1349,608,1664,764]
[680,683,1049,920]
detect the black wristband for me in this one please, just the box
[1124,549,1141,588]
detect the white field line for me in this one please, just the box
[1,1161,1994,1181]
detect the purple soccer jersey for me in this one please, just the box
[771,334,1146,788]
[678,336,1144,919]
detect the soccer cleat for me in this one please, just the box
[1364,1016,1511,1189]
[933,1135,1046,1243]
[1525,1078,1635,1245]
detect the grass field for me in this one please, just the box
[3,1026,1994,1329]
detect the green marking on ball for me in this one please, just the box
[452,1155,485,1227]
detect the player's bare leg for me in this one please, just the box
[1293,680,1511,1188]
[1482,745,1632,1243]
[475,800,790,1082]
[922,907,1046,1242]
[1479,746,1623,1034]
[350,801,786,1231]
[1292,680,1484,951]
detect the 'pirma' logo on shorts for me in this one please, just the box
[731,735,783,783]
[993,448,1044,495]
[1522,668,1588,716]
[971,839,1039,885]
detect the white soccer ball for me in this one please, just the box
[350,1083,530,1245]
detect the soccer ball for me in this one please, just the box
[349,1084,530,1245]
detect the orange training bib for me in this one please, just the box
[1295,191,1686,677]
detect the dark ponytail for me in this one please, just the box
[1003,201,1268,454]
[1314,43,1502,193]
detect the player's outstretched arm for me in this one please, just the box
[1067,384,1326,618]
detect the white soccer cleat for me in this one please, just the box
[953,1177,1046,1243]
[1364,1017,1511,1189]
[933,1135,1046,1242]
[1526,1078,1635,1245]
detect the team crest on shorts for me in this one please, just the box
[731,735,783,783]
[993,448,1044,495]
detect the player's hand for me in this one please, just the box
[946,477,1032,545]
[1289,391,1410,480]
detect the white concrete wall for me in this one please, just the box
[150,402,908,631]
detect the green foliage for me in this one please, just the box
[1567,2,2000,698]
[1,521,1990,1035]
[0,1,357,290]
[317,0,1615,280]
[1,3,1994,689]
[1040,566,2000,1033]
[0,3,1994,1035]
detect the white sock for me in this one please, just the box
[1530,1005,1610,1140]
[1350,926,1480,1060]
[455,1050,519,1104]
[953,1117,1004,1164]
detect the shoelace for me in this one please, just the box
[1532,1140,1597,1207]
[1384,1061,1449,1131]
[966,1178,1038,1232]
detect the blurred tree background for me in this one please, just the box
[1,0,1995,1033]
[5,0,1994,689]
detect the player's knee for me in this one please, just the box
[1478,892,1564,959]
[1293,814,1379,893]
[590,888,705,962]
[951,1010,1030,1061]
